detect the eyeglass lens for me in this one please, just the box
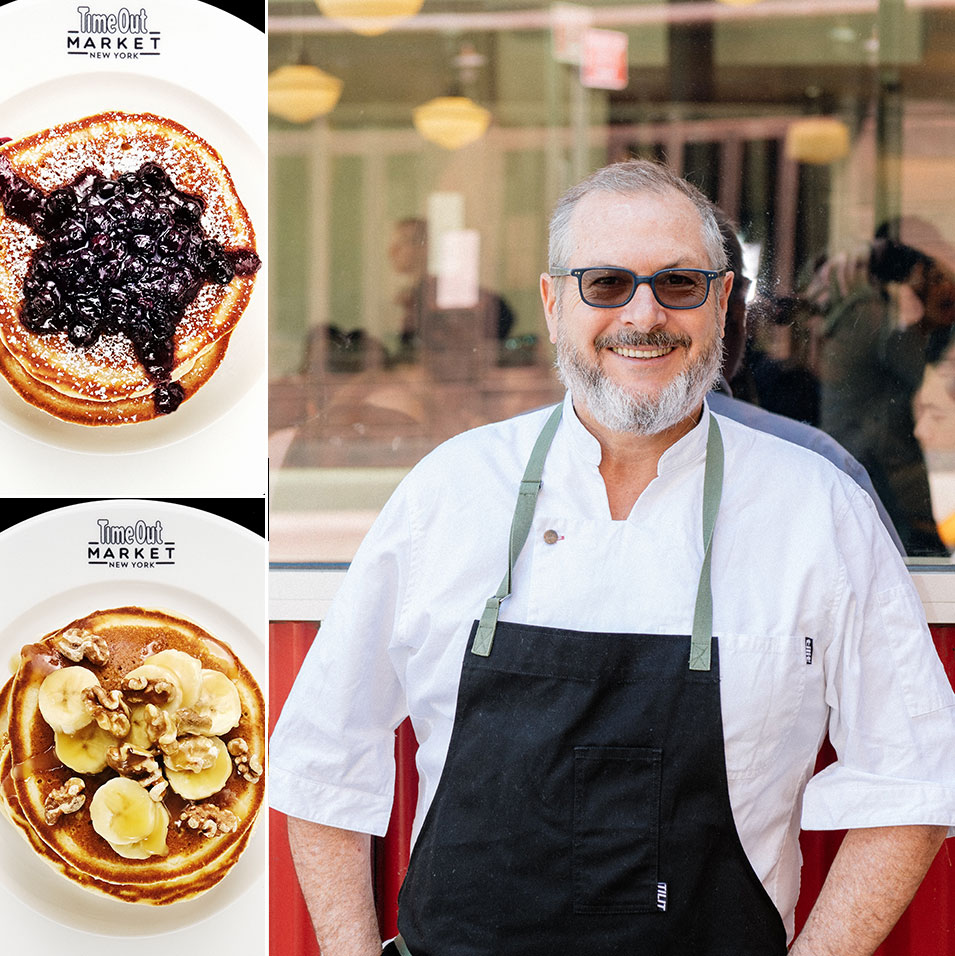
[578,268,712,309]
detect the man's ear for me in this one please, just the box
[541,272,560,344]
[716,271,734,338]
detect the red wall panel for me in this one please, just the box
[269,621,322,956]
[270,621,955,956]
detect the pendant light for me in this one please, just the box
[784,117,851,165]
[412,96,492,150]
[413,43,491,150]
[268,63,344,123]
[314,0,424,37]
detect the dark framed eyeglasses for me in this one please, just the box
[549,266,727,310]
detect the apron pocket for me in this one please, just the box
[572,745,662,914]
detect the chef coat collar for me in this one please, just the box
[562,390,712,475]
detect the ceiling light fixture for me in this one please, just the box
[412,96,492,150]
[784,117,851,164]
[314,0,424,37]
[268,64,344,123]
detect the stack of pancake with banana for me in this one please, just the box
[0,111,260,424]
[0,607,264,904]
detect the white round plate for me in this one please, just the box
[0,0,265,455]
[0,72,265,454]
[0,500,265,937]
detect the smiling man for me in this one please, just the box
[541,169,732,517]
[270,161,955,956]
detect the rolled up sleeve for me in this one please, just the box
[801,488,955,834]
[269,486,413,836]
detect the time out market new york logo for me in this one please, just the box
[87,517,176,569]
[67,5,162,59]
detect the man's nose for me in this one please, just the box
[618,280,667,330]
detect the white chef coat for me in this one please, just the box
[270,393,955,939]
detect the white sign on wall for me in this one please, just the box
[426,192,466,275]
[551,2,593,65]
[436,229,481,310]
[580,27,629,91]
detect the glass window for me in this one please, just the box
[269,0,955,564]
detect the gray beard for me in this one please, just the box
[554,323,724,436]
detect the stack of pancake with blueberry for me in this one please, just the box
[0,606,264,903]
[0,112,260,425]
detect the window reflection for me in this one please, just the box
[806,228,955,556]
[268,0,955,562]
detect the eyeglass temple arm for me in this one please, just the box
[548,267,572,276]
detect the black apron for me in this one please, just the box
[389,405,788,956]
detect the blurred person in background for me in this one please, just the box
[709,210,903,554]
[389,216,516,367]
[810,227,955,555]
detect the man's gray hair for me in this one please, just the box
[548,160,728,273]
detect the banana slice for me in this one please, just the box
[38,666,100,734]
[109,804,170,859]
[89,777,158,846]
[141,650,202,709]
[122,663,183,713]
[54,722,119,774]
[126,704,152,750]
[192,669,241,736]
[164,736,232,800]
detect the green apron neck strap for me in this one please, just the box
[688,413,724,671]
[473,402,563,656]
[472,405,725,672]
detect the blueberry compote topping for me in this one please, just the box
[0,154,260,415]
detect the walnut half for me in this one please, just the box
[84,685,131,737]
[178,803,239,837]
[162,735,218,773]
[143,703,177,749]
[53,628,109,666]
[227,737,263,782]
[174,707,213,736]
[44,777,86,825]
[106,743,168,801]
[121,673,176,707]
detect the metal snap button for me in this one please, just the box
[543,529,560,545]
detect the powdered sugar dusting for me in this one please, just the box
[12,113,253,246]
